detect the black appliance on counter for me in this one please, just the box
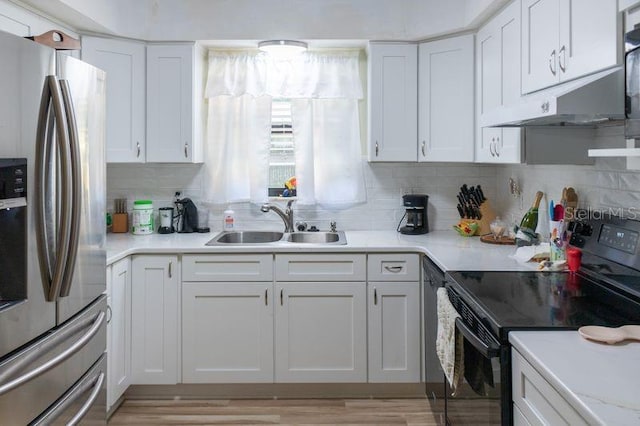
[437,215,640,425]
[175,197,198,233]
[399,194,429,235]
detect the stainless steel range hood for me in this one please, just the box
[482,67,624,127]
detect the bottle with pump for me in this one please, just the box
[223,209,235,230]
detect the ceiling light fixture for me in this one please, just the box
[258,40,308,56]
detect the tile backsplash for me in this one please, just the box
[107,161,497,232]
[494,125,634,226]
[107,126,635,234]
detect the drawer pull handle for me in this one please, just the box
[265,288,268,306]
[384,265,403,273]
[280,288,283,306]
[374,287,378,305]
[168,261,172,278]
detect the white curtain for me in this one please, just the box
[203,94,272,204]
[292,98,366,207]
[204,50,366,207]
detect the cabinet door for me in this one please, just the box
[367,282,420,383]
[275,282,367,382]
[131,255,179,384]
[368,43,418,162]
[418,35,474,162]
[107,257,132,409]
[476,2,523,164]
[522,0,561,94]
[559,0,618,82]
[146,44,194,163]
[182,282,274,383]
[512,349,588,425]
[82,37,146,163]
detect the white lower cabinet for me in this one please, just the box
[131,255,180,384]
[106,257,132,411]
[367,282,420,382]
[367,254,421,383]
[182,282,274,383]
[512,349,588,425]
[274,282,367,383]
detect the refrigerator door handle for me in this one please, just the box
[0,310,105,396]
[35,75,73,302]
[58,79,81,298]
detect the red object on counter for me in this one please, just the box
[567,247,582,272]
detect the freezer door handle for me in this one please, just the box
[58,79,81,298]
[32,370,105,426]
[34,75,73,302]
[0,310,105,396]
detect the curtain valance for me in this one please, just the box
[205,51,363,99]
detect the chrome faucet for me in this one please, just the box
[261,200,295,232]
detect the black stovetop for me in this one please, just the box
[446,270,640,342]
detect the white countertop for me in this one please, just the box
[107,230,536,271]
[509,331,640,425]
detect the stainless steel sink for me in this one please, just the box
[207,231,284,245]
[286,231,346,245]
[206,230,347,245]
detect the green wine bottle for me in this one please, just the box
[520,191,544,231]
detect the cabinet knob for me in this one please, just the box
[421,140,426,157]
[375,141,379,157]
[184,143,188,158]
[549,49,557,76]
[168,261,172,278]
[265,288,268,306]
[136,142,141,158]
[541,101,550,113]
[558,45,566,73]
[374,287,378,305]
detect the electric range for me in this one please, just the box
[441,215,640,425]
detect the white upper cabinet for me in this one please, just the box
[476,1,523,163]
[522,0,619,94]
[368,43,418,162]
[82,37,146,163]
[146,43,204,163]
[418,34,474,162]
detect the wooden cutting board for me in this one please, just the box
[480,234,515,245]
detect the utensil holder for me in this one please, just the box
[112,213,128,233]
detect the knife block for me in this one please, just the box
[112,213,128,233]
[460,201,496,236]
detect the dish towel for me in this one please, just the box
[436,287,464,395]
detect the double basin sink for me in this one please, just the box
[206,230,347,245]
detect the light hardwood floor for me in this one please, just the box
[108,398,445,425]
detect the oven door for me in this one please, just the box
[444,287,503,425]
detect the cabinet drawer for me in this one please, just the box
[275,254,366,282]
[182,254,273,282]
[367,253,419,281]
[512,350,588,425]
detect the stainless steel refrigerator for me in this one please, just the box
[0,29,107,424]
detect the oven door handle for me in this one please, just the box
[455,317,500,359]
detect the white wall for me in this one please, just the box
[107,161,497,233]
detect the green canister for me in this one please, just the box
[132,200,154,235]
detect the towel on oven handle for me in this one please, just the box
[436,287,464,395]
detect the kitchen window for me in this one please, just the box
[269,99,296,197]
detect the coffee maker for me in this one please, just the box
[175,197,198,233]
[399,194,429,235]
